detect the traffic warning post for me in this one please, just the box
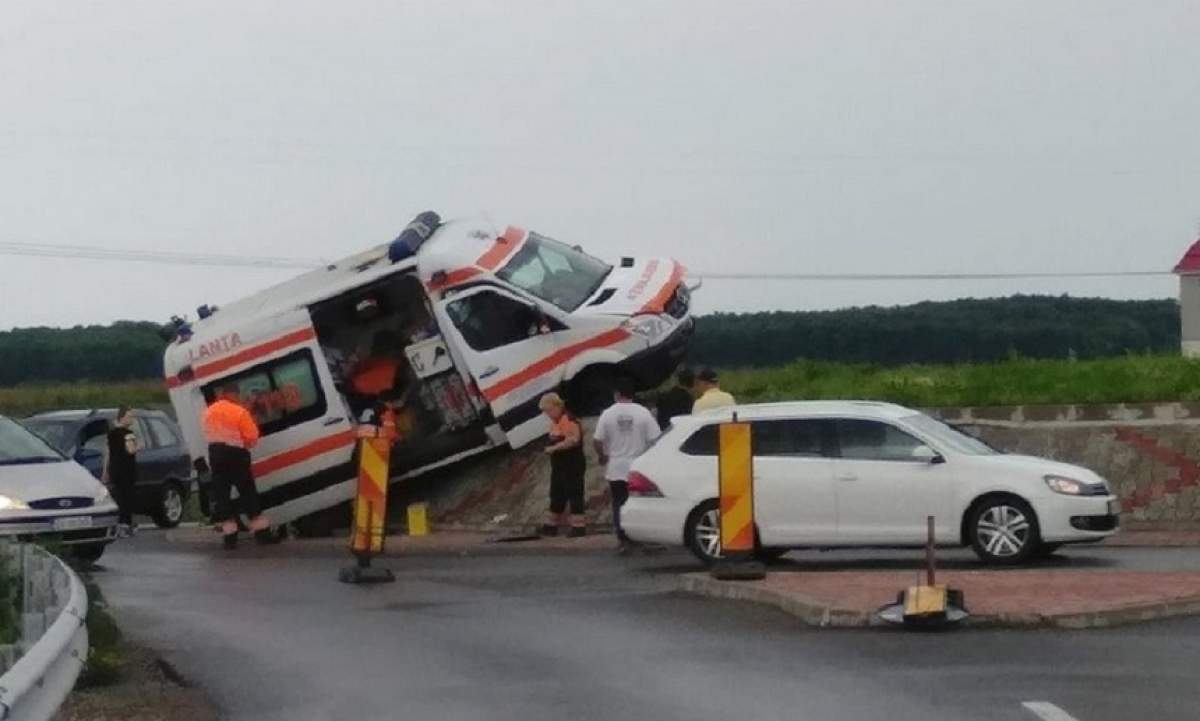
[339,431,396,584]
[711,414,766,581]
[877,516,968,626]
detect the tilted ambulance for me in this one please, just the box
[163,213,694,527]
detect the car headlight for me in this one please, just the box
[0,495,30,511]
[1044,475,1086,495]
[94,487,112,506]
[623,315,668,340]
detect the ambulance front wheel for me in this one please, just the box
[566,366,623,417]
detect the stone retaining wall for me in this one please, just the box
[934,403,1200,527]
[423,403,1200,531]
[423,418,615,532]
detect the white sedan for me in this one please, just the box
[622,401,1120,565]
[0,415,119,563]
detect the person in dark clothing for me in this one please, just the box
[103,407,139,537]
[656,367,695,428]
[538,392,587,538]
[204,385,275,549]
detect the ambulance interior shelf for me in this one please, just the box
[309,273,483,467]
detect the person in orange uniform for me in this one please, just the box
[538,393,587,538]
[204,385,274,549]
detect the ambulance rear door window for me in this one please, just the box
[202,350,328,436]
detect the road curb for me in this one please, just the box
[675,574,1200,629]
[675,575,876,628]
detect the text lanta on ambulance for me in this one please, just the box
[163,211,695,529]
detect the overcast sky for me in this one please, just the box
[2,0,1198,330]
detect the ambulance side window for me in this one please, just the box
[201,350,327,436]
[446,291,541,352]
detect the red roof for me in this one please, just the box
[1175,239,1200,274]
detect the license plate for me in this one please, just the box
[53,516,93,531]
[1108,499,1122,515]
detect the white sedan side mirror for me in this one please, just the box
[912,445,944,464]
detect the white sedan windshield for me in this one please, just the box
[903,414,998,456]
[0,417,66,465]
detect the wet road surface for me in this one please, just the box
[91,534,1200,721]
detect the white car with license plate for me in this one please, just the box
[622,401,1121,565]
[0,416,119,563]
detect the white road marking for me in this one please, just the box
[1023,701,1082,721]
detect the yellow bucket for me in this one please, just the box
[407,502,429,537]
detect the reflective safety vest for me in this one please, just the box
[204,399,261,449]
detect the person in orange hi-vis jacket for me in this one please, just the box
[204,384,277,550]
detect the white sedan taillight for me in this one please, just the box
[628,471,664,498]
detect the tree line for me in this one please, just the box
[0,322,167,386]
[689,296,1180,368]
[0,296,1182,386]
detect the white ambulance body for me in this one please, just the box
[163,214,694,526]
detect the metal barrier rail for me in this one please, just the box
[0,548,88,721]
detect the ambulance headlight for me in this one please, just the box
[623,316,668,340]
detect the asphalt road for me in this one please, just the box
[91,535,1200,721]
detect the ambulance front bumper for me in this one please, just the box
[621,317,694,389]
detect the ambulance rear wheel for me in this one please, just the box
[293,511,334,538]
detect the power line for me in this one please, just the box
[702,271,1173,281]
[0,241,325,270]
[0,239,1175,280]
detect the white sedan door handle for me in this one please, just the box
[837,473,858,482]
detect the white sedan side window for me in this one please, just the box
[835,419,924,461]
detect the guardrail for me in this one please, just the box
[0,545,88,721]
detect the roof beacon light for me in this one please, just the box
[388,211,442,263]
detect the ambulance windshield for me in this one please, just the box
[496,232,612,312]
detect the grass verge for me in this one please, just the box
[717,354,1200,408]
[0,379,167,418]
[6,354,1200,418]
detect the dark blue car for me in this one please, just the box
[22,409,197,528]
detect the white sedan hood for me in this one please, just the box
[0,461,105,502]
[979,454,1108,485]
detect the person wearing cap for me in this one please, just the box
[203,385,275,549]
[538,393,588,537]
[692,368,736,413]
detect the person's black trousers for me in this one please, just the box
[609,480,629,542]
[208,443,262,523]
[111,475,136,526]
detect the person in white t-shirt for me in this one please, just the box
[593,377,661,553]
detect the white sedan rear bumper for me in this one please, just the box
[621,497,692,546]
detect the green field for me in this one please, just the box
[3,354,1200,418]
[0,380,167,418]
[719,354,1200,408]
